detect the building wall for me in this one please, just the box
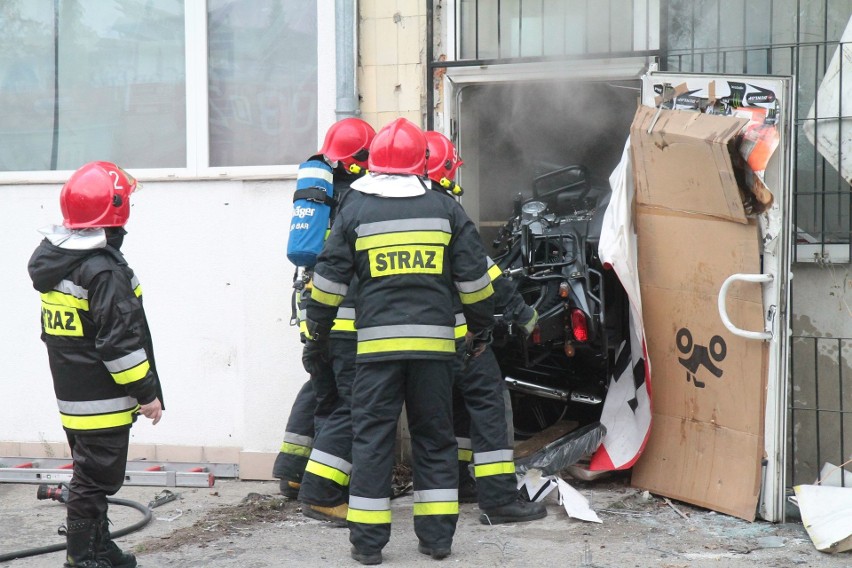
[0,179,306,478]
[0,3,340,479]
[358,0,426,129]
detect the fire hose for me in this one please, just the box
[0,484,159,563]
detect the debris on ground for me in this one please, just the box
[392,463,413,498]
[134,493,291,554]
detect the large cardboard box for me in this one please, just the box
[630,106,769,521]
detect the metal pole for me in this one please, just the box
[335,0,359,119]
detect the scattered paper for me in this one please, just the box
[817,462,852,488]
[519,469,558,502]
[555,478,601,523]
[794,484,852,552]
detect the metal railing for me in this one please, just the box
[789,336,852,487]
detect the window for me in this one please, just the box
[663,0,852,261]
[208,0,317,167]
[0,0,186,172]
[0,0,323,179]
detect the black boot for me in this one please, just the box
[418,541,452,560]
[98,513,137,567]
[479,492,548,525]
[63,518,111,568]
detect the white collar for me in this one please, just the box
[38,225,107,250]
[350,173,427,197]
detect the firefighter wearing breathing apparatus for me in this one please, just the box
[425,132,546,525]
[295,118,379,524]
[28,161,164,568]
[274,118,376,503]
[305,118,495,565]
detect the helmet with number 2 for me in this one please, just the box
[60,161,138,229]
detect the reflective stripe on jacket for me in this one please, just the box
[29,242,162,435]
[307,187,495,361]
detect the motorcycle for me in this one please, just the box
[490,165,629,437]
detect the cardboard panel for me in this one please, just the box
[631,106,749,223]
[632,413,764,520]
[630,107,768,521]
[640,286,766,431]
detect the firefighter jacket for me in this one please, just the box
[306,177,495,361]
[28,226,163,435]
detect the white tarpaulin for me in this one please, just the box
[803,14,852,185]
[590,139,652,471]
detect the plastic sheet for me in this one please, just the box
[514,422,607,477]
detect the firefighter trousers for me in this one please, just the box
[299,338,357,506]
[452,344,517,509]
[65,429,129,521]
[272,379,316,483]
[348,359,458,554]
[308,342,341,430]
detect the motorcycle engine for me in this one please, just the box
[520,200,548,234]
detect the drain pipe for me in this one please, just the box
[335,0,359,119]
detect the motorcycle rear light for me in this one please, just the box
[558,282,569,298]
[571,309,589,342]
[531,325,542,345]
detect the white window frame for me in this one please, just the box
[0,0,337,185]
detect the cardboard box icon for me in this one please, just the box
[629,106,769,522]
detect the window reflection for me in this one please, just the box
[208,0,317,167]
[0,0,186,171]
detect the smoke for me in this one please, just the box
[460,79,639,232]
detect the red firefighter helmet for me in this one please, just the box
[425,131,464,184]
[319,117,376,172]
[368,118,427,176]
[60,161,137,229]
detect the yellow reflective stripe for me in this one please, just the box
[487,264,502,282]
[454,324,468,339]
[305,460,351,486]
[474,462,516,478]
[347,508,392,524]
[459,283,494,305]
[458,448,473,462]
[60,408,137,431]
[134,285,142,298]
[40,291,89,310]
[332,319,357,332]
[310,288,345,307]
[299,321,308,334]
[357,337,455,355]
[355,230,451,251]
[280,442,312,457]
[413,501,459,516]
[110,360,150,385]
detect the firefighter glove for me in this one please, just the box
[517,306,538,337]
[302,338,329,376]
[463,328,493,369]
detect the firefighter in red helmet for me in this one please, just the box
[426,131,545,524]
[306,118,495,564]
[273,118,375,517]
[28,161,164,568]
